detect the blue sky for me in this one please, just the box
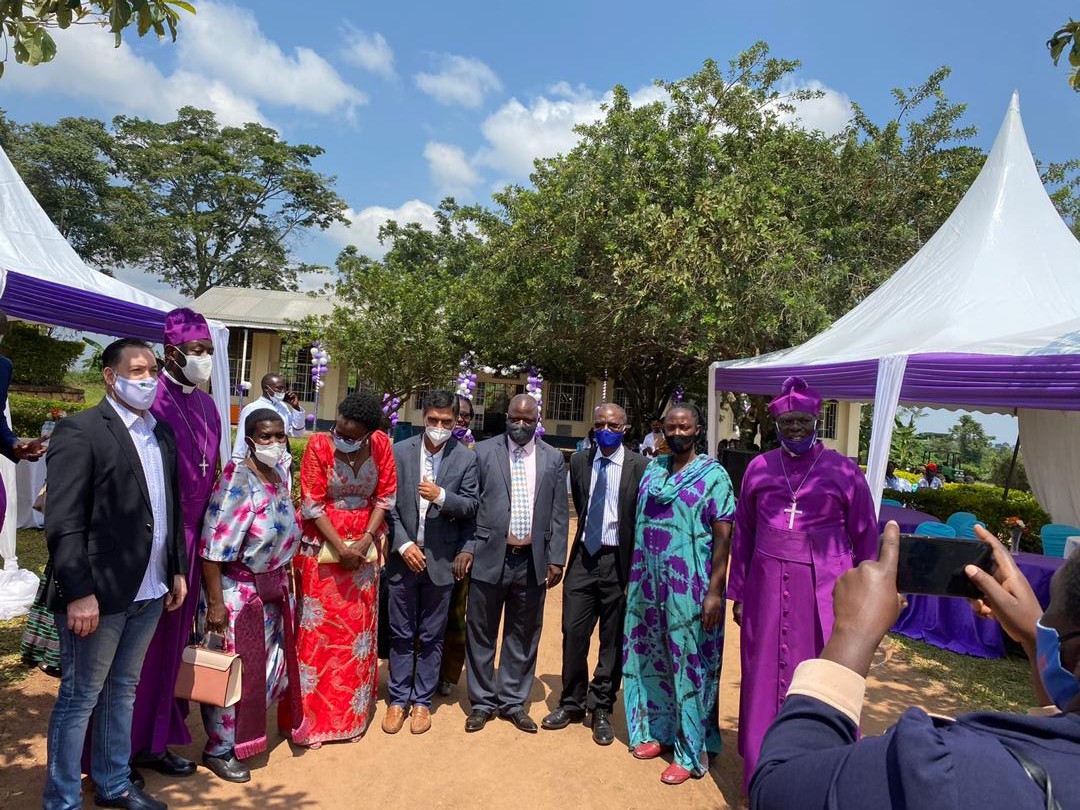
[4,0,1076,441]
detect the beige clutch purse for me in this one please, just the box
[317,537,379,564]
[174,644,242,708]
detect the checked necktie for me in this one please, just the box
[583,456,611,556]
[510,446,532,540]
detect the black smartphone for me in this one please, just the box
[895,534,995,598]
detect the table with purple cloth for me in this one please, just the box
[892,551,1065,658]
[877,504,940,534]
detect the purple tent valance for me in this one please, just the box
[714,353,1080,411]
[1,270,167,342]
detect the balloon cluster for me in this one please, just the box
[309,343,330,391]
[526,365,545,438]
[671,384,685,404]
[382,393,401,428]
[455,352,477,400]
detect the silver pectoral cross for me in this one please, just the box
[199,455,209,477]
[784,499,802,529]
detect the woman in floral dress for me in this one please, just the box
[198,409,302,783]
[293,392,397,747]
[622,403,736,785]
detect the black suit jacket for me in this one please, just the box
[44,399,185,614]
[567,446,649,587]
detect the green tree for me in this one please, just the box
[948,414,992,470]
[0,0,193,75]
[1048,19,1080,92]
[110,106,348,297]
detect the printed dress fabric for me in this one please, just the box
[293,430,397,745]
[622,453,736,776]
[197,461,301,757]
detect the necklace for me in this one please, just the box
[778,443,823,529]
[163,376,211,477]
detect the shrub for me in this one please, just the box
[894,469,921,485]
[5,322,83,386]
[8,393,90,437]
[884,484,1051,553]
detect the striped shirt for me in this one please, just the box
[588,444,624,547]
[106,396,169,601]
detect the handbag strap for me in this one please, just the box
[999,739,1061,810]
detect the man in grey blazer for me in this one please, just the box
[462,394,569,733]
[384,390,479,735]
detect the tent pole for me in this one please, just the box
[1002,434,1021,503]
[238,328,250,410]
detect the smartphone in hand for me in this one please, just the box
[895,534,995,598]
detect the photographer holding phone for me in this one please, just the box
[750,522,1080,810]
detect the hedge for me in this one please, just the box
[5,322,83,387]
[885,484,1051,553]
[8,393,91,438]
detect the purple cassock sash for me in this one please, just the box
[224,562,303,759]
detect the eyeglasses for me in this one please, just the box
[593,421,625,431]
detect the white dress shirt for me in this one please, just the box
[106,396,169,601]
[399,437,448,553]
[588,444,625,547]
[233,395,307,458]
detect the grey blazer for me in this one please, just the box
[467,435,569,587]
[385,435,479,587]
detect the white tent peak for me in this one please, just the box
[718,93,1080,369]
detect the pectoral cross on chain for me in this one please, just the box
[199,455,209,477]
[784,499,802,529]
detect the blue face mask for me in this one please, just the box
[1035,618,1080,710]
[779,429,817,456]
[594,428,624,450]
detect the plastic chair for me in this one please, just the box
[1039,524,1080,558]
[881,498,903,507]
[914,521,957,538]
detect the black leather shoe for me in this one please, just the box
[465,709,494,733]
[503,707,538,734]
[591,708,615,746]
[133,749,196,777]
[201,751,251,783]
[541,706,586,730]
[129,768,145,790]
[94,784,167,810]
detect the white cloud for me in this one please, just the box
[326,200,440,257]
[424,141,481,196]
[415,54,502,108]
[341,27,395,79]
[774,80,853,136]
[3,1,364,126]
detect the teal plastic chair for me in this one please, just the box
[946,512,984,539]
[881,498,903,507]
[1039,524,1080,558]
[914,521,957,538]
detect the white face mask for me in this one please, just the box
[251,440,287,466]
[180,353,213,385]
[269,390,286,402]
[426,426,452,447]
[112,374,158,410]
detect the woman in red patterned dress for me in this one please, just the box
[292,392,396,747]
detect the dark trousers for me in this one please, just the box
[466,552,546,714]
[439,575,469,684]
[387,567,455,708]
[559,546,625,713]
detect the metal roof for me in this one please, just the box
[191,286,336,330]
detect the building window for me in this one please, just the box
[474,381,522,409]
[820,400,838,440]
[346,371,375,395]
[545,381,585,423]
[612,385,634,426]
[413,388,432,410]
[226,328,251,390]
[280,344,314,401]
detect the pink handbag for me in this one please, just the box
[174,644,242,708]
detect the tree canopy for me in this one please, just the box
[1048,19,1080,92]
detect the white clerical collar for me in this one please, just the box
[163,369,196,394]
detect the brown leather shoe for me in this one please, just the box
[410,705,432,735]
[382,704,407,734]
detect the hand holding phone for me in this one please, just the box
[895,534,995,598]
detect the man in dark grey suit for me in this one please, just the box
[43,338,186,810]
[384,390,479,735]
[542,402,648,744]
[462,393,569,733]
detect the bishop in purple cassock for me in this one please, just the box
[131,308,222,774]
[728,377,878,791]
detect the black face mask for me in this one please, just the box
[665,433,697,454]
[507,423,537,447]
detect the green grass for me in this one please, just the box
[888,632,1034,713]
[0,529,49,685]
[64,371,106,405]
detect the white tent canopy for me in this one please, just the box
[709,93,1080,525]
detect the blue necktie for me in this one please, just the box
[583,457,611,556]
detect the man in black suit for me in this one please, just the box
[43,339,186,810]
[542,402,648,744]
[384,390,479,735]
[461,393,569,733]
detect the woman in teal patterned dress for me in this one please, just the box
[622,403,736,785]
